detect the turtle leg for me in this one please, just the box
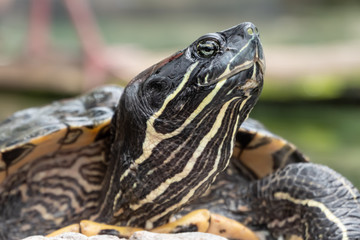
[207,211,260,240]
[46,224,81,237]
[153,209,259,240]
[46,209,259,240]
[239,163,360,238]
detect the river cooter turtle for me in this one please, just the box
[0,22,359,240]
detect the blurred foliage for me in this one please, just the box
[252,102,360,188]
[261,73,360,100]
[1,0,360,53]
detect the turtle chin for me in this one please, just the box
[224,63,263,99]
[242,62,264,95]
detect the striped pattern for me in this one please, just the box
[242,163,360,239]
[111,62,257,228]
[0,141,107,238]
[0,86,121,184]
[1,23,265,238]
[274,192,349,240]
[0,86,123,239]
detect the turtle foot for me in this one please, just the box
[44,209,259,240]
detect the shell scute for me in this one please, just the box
[0,85,123,184]
[233,118,309,180]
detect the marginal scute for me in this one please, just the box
[59,128,83,145]
[1,143,35,166]
[94,125,111,142]
[0,85,122,185]
[232,118,308,180]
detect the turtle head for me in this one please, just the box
[105,22,265,227]
[115,22,264,150]
[124,22,264,126]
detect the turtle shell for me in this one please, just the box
[0,86,122,184]
[232,118,309,180]
[0,85,307,238]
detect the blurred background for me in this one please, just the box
[0,0,359,186]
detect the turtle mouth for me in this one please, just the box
[254,42,266,76]
[254,46,266,75]
[223,44,265,92]
[198,60,262,87]
[199,44,265,87]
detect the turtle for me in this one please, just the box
[0,22,359,240]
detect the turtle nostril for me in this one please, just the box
[244,23,260,38]
[246,26,260,37]
[247,27,254,36]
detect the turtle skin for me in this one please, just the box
[1,85,360,240]
[0,85,266,238]
[0,86,121,238]
[0,86,360,239]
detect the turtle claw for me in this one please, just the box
[46,221,142,238]
[151,209,211,234]
[46,224,80,237]
[153,209,259,240]
[207,213,259,240]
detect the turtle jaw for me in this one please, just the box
[198,23,265,94]
[255,43,266,76]
[215,42,264,99]
[230,37,264,98]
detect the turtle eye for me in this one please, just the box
[196,38,220,58]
